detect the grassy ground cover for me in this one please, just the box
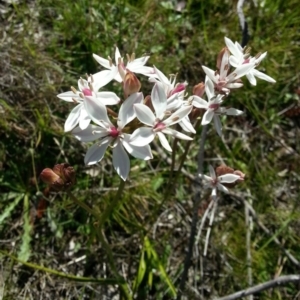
[0,0,300,299]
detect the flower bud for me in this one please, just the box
[170,82,187,96]
[193,82,205,97]
[189,108,205,122]
[123,70,141,98]
[40,163,76,191]
[217,47,230,70]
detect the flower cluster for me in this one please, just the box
[57,38,275,181]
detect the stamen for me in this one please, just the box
[71,86,77,94]
[131,53,135,61]
[255,52,262,59]
[108,56,113,67]
[126,53,131,62]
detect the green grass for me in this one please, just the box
[0,0,300,299]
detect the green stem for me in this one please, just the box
[98,178,126,228]
[67,189,131,299]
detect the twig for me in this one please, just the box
[217,274,300,300]
[177,125,208,300]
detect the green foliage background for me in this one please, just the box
[0,0,299,299]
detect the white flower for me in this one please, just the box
[93,47,155,83]
[149,66,187,100]
[149,66,195,134]
[199,165,241,199]
[202,48,255,94]
[224,37,276,86]
[57,76,120,132]
[192,76,243,136]
[73,92,152,181]
[130,82,193,152]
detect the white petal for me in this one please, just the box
[202,66,217,84]
[151,82,167,119]
[115,47,121,65]
[199,174,213,182]
[216,183,228,193]
[72,125,108,142]
[84,96,110,126]
[162,128,193,140]
[205,76,215,100]
[164,105,192,126]
[127,56,149,68]
[219,49,229,79]
[213,115,222,136]
[256,52,267,64]
[113,142,130,181]
[202,109,214,125]
[57,91,81,102]
[134,104,156,126]
[225,108,244,116]
[208,165,216,179]
[84,141,110,165]
[64,103,82,132]
[122,134,153,160]
[79,108,91,130]
[192,96,208,109]
[252,69,276,83]
[92,69,118,90]
[228,63,255,81]
[157,132,172,152]
[118,92,143,128]
[179,117,196,133]
[153,66,171,86]
[246,72,257,86]
[77,78,89,91]
[219,174,240,183]
[130,127,155,147]
[229,56,240,68]
[128,65,156,77]
[224,37,243,60]
[95,91,120,105]
[210,189,217,200]
[226,82,243,89]
[93,54,112,69]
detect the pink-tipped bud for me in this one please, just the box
[193,82,205,97]
[40,163,76,191]
[217,47,230,70]
[170,82,186,96]
[123,70,141,98]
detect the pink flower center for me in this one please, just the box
[243,58,250,64]
[109,127,120,138]
[82,88,92,96]
[216,80,227,91]
[209,103,220,110]
[154,122,166,131]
